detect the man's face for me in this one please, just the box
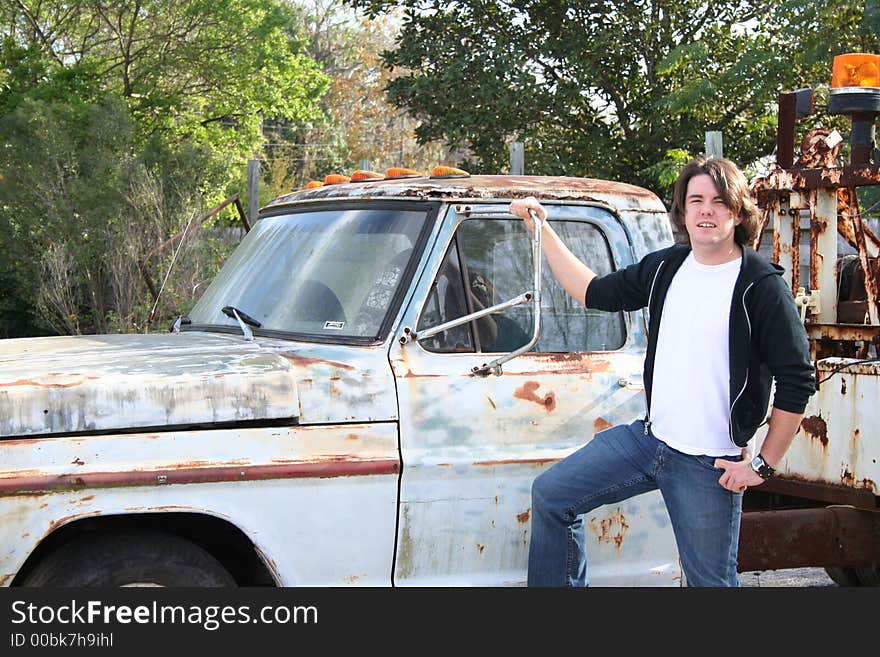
[683,173,741,252]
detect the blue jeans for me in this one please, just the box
[527,420,743,587]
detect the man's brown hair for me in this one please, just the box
[669,156,761,246]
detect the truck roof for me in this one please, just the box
[263,174,668,215]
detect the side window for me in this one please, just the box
[541,220,625,352]
[417,216,625,354]
[416,240,475,352]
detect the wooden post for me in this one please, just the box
[509,141,524,174]
[705,131,723,158]
[247,159,260,225]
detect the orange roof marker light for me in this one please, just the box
[384,167,423,180]
[831,53,880,88]
[350,170,384,182]
[306,181,324,189]
[324,174,351,185]
[430,166,471,179]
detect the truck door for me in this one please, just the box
[390,203,682,586]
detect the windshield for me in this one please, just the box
[188,204,430,340]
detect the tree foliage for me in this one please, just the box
[0,0,330,336]
[260,0,455,197]
[348,0,875,196]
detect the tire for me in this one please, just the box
[20,530,237,587]
[825,564,880,587]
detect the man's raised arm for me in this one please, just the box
[509,196,597,307]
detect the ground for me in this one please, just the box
[739,566,836,587]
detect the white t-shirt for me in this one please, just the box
[649,253,742,457]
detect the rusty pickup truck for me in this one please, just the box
[2,131,878,585]
[1,172,687,586]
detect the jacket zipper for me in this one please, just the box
[643,260,665,435]
[728,281,755,443]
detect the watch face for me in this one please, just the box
[751,455,772,478]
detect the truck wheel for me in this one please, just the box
[825,565,880,586]
[20,530,237,587]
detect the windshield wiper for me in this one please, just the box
[171,315,192,333]
[221,305,262,341]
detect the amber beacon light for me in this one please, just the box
[831,53,880,89]
[829,53,880,166]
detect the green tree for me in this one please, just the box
[0,0,330,336]
[2,0,329,163]
[348,0,874,197]
[259,0,454,197]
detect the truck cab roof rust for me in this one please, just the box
[267,174,664,211]
[264,174,674,264]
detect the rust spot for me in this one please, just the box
[0,376,98,388]
[486,395,496,410]
[801,415,828,447]
[840,378,847,395]
[513,381,556,412]
[587,508,629,550]
[854,429,860,439]
[345,434,359,441]
[79,495,95,502]
[517,509,530,524]
[0,574,11,586]
[521,353,613,376]
[476,543,485,554]
[71,457,85,466]
[593,417,613,433]
[1,459,401,495]
[281,354,355,371]
[47,512,91,534]
[838,468,876,492]
[473,457,559,467]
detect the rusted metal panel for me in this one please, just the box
[0,333,399,437]
[771,193,797,293]
[758,477,877,508]
[755,165,880,196]
[812,188,838,324]
[265,175,666,215]
[0,459,399,495]
[806,323,880,342]
[0,423,400,586]
[755,360,879,493]
[738,507,880,571]
[388,204,681,586]
[0,333,298,437]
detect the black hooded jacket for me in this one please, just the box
[585,243,815,447]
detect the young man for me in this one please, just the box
[508,156,815,586]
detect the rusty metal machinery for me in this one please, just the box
[742,57,880,581]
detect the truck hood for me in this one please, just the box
[0,332,396,438]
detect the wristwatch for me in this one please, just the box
[750,453,775,480]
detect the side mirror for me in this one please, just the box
[401,209,544,376]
